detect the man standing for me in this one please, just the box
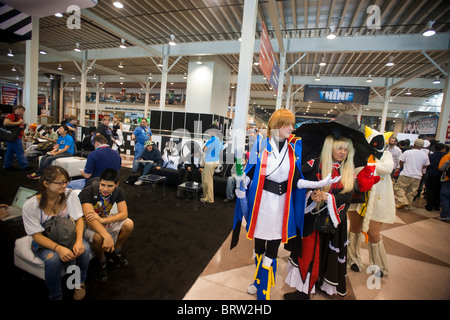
[425,143,447,211]
[200,124,222,204]
[2,105,31,171]
[68,134,122,189]
[438,151,450,221]
[79,168,134,282]
[394,139,430,210]
[386,136,402,178]
[131,118,152,162]
[96,116,113,147]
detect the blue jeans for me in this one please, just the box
[4,138,28,169]
[134,143,144,161]
[132,160,156,177]
[226,176,236,200]
[34,239,91,300]
[35,152,73,175]
[67,179,86,190]
[440,180,450,220]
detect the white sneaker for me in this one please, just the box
[247,284,257,295]
[134,179,143,186]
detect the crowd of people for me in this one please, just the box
[2,105,449,301]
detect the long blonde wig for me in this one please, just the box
[267,108,295,138]
[320,135,355,193]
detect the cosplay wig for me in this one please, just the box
[320,135,355,193]
[267,108,295,138]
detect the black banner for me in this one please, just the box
[304,85,370,105]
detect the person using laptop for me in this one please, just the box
[21,166,90,300]
[0,204,10,220]
[132,140,163,186]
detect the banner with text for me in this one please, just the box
[304,85,370,105]
[259,21,279,92]
[1,86,18,105]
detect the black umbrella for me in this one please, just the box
[293,117,373,168]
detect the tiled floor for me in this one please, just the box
[120,155,450,300]
[183,196,450,300]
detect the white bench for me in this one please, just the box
[14,191,117,280]
[38,156,87,177]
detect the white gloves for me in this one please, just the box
[297,173,341,189]
[235,175,251,199]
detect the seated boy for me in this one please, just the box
[79,168,134,282]
[133,140,164,185]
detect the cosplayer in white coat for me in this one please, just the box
[347,127,396,277]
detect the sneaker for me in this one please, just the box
[73,284,86,300]
[200,196,207,203]
[110,251,129,268]
[96,261,110,283]
[27,172,41,180]
[134,179,143,186]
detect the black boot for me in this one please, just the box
[283,290,310,300]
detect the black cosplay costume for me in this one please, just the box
[285,156,353,297]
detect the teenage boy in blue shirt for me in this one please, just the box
[28,124,74,180]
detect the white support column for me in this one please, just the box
[159,45,169,110]
[276,52,286,110]
[23,17,39,126]
[233,0,258,158]
[436,61,450,143]
[144,80,150,119]
[58,76,64,123]
[380,78,391,133]
[79,51,88,125]
[95,77,100,126]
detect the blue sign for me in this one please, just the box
[304,85,370,105]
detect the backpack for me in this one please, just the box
[0,114,23,142]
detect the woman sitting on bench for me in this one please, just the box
[22,165,90,300]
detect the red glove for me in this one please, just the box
[357,164,381,192]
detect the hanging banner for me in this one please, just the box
[2,86,18,105]
[404,115,439,135]
[304,85,370,105]
[259,21,279,92]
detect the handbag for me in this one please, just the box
[0,114,23,142]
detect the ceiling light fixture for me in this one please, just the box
[319,56,326,66]
[405,89,411,95]
[196,57,203,65]
[57,64,62,71]
[423,20,436,37]
[7,49,14,57]
[433,76,441,84]
[113,2,123,9]
[74,43,81,52]
[386,56,394,67]
[118,61,124,68]
[327,24,336,40]
[315,73,321,81]
[54,13,63,18]
[119,38,127,48]
[168,34,176,46]
[183,72,187,79]
[11,66,16,72]
[39,50,47,55]
[366,74,373,83]
[148,73,153,79]
[93,74,97,80]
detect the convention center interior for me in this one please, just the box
[0,0,449,303]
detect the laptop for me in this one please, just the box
[2,187,37,221]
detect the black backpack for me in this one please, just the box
[0,114,23,142]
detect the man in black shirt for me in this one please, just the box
[95,116,113,147]
[79,168,134,282]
